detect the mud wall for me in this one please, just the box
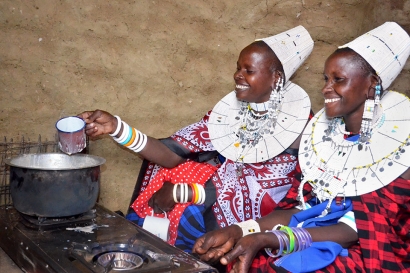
[1,0,409,213]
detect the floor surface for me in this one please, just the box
[0,247,22,273]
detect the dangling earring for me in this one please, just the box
[269,76,284,108]
[266,76,284,134]
[359,97,375,146]
[374,83,381,106]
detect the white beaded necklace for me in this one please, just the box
[234,82,283,168]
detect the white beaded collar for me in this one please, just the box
[298,91,410,198]
[208,81,311,163]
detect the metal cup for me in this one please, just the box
[56,116,86,155]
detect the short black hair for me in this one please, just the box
[252,40,286,81]
[334,47,380,84]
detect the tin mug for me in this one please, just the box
[142,212,170,241]
[56,116,86,155]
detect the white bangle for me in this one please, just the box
[129,130,143,149]
[179,183,184,203]
[134,133,147,152]
[235,219,261,236]
[116,121,130,143]
[198,184,205,205]
[109,115,122,137]
[173,184,179,203]
[184,183,189,203]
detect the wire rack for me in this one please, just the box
[0,135,59,206]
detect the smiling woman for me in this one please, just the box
[192,22,410,273]
[78,25,314,256]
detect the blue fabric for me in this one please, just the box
[217,154,226,164]
[276,198,353,273]
[175,205,206,252]
[126,205,206,253]
[126,212,145,226]
[275,242,344,273]
[346,134,360,142]
[289,198,352,227]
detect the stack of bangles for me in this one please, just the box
[172,183,205,205]
[265,224,313,258]
[110,115,147,153]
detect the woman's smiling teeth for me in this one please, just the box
[325,98,341,103]
[236,84,248,90]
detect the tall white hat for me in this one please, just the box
[258,25,314,80]
[339,22,410,89]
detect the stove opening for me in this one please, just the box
[97,252,144,271]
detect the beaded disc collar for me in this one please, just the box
[298,91,410,198]
[208,81,311,163]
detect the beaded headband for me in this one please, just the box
[339,22,410,89]
[257,25,314,80]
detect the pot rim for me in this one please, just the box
[5,153,106,170]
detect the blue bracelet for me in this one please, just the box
[119,125,133,145]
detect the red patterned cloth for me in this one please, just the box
[171,111,302,227]
[130,160,217,245]
[247,177,410,273]
[136,111,304,230]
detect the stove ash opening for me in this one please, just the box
[97,252,144,271]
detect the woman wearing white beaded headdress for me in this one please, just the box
[78,26,314,257]
[192,22,410,273]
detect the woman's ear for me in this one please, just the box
[370,74,380,88]
[367,74,381,98]
[273,70,283,89]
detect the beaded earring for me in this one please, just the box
[358,82,382,147]
[358,97,375,147]
[374,83,381,106]
[266,76,284,134]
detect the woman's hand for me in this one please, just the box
[78,109,118,137]
[148,182,176,213]
[221,232,276,273]
[192,225,242,264]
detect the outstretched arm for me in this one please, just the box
[78,109,186,168]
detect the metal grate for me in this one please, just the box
[0,135,59,206]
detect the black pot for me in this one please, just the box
[5,153,106,217]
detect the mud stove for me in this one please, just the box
[0,203,217,273]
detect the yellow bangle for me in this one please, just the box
[192,183,199,204]
[124,128,136,147]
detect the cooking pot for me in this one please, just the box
[5,153,106,217]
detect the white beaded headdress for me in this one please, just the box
[258,25,314,80]
[339,22,410,89]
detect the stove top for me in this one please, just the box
[0,204,217,273]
